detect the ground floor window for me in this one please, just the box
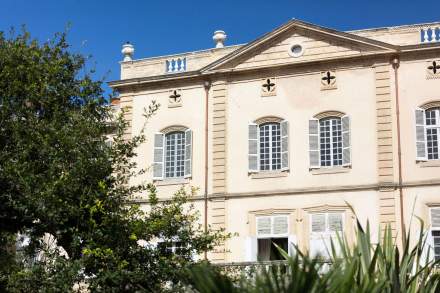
[256,215,289,261]
[309,212,344,259]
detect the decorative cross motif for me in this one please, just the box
[262,79,275,92]
[428,61,440,74]
[322,71,336,85]
[169,90,181,103]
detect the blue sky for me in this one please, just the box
[1,0,438,96]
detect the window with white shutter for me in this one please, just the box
[309,115,351,169]
[154,128,192,180]
[256,215,290,261]
[309,212,344,259]
[249,120,290,173]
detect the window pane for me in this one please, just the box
[320,117,342,167]
[259,123,281,171]
[270,238,288,260]
[426,108,440,160]
[257,238,271,261]
[165,132,185,178]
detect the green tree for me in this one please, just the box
[0,28,225,292]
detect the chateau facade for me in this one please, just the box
[109,19,440,263]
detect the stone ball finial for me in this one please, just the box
[213,30,227,48]
[121,42,134,61]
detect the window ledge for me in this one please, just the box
[250,171,289,179]
[418,160,440,168]
[310,166,351,175]
[155,178,190,186]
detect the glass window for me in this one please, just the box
[319,117,342,167]
[257,238,288,261]
[310,212,344,259]
[259,123,281,171]
[165,131,185,178]
[426,108,440,160]
[158,241,185,256]
[256,215,289,261]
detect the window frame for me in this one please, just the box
[258,122,282,172]
[164,131,186,179]
[318,117,343,168]
[425,108,440,161]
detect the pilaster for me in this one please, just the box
[374,65,397,235]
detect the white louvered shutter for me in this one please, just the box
[431,208,440,229]
[328,213,343,232]
[288,235,297,256]
[342,115,351,166]
[184,129,192,178]
[273,216,288,235]
[311,214,326,232]
[310,214,327,258]
[415,109,427,161]
[153,133,164,180]
[309,119,320,169]
[281,120,289,170]
[256,217,271,236]
[248,123,259,172]
[245,236,258,262]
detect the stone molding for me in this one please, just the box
[254,116,283,124]
[129,179,440,204]
[419,100,440,110]
[160,125,188,134]
[314,110,345,119]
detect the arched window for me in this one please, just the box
[416,106,440,161]
[309,113,351,169]
[164,131,186,178]
[319,117,343,167]
[259,122,281,171]
[248,118,289,173]
[153,127,192,180]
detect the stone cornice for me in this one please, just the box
[128,179,440,204]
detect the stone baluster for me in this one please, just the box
[165,57,187,73]
[423,28,429,43]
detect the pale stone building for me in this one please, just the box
[109,19,440,263]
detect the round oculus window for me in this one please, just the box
[289,44,304,57]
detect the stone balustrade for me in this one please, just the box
[214,260,332,279]
[165,57,187,73]
[421,26,440,43]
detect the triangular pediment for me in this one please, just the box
[202,20,397,72]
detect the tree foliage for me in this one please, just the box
[0,28,225,292]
